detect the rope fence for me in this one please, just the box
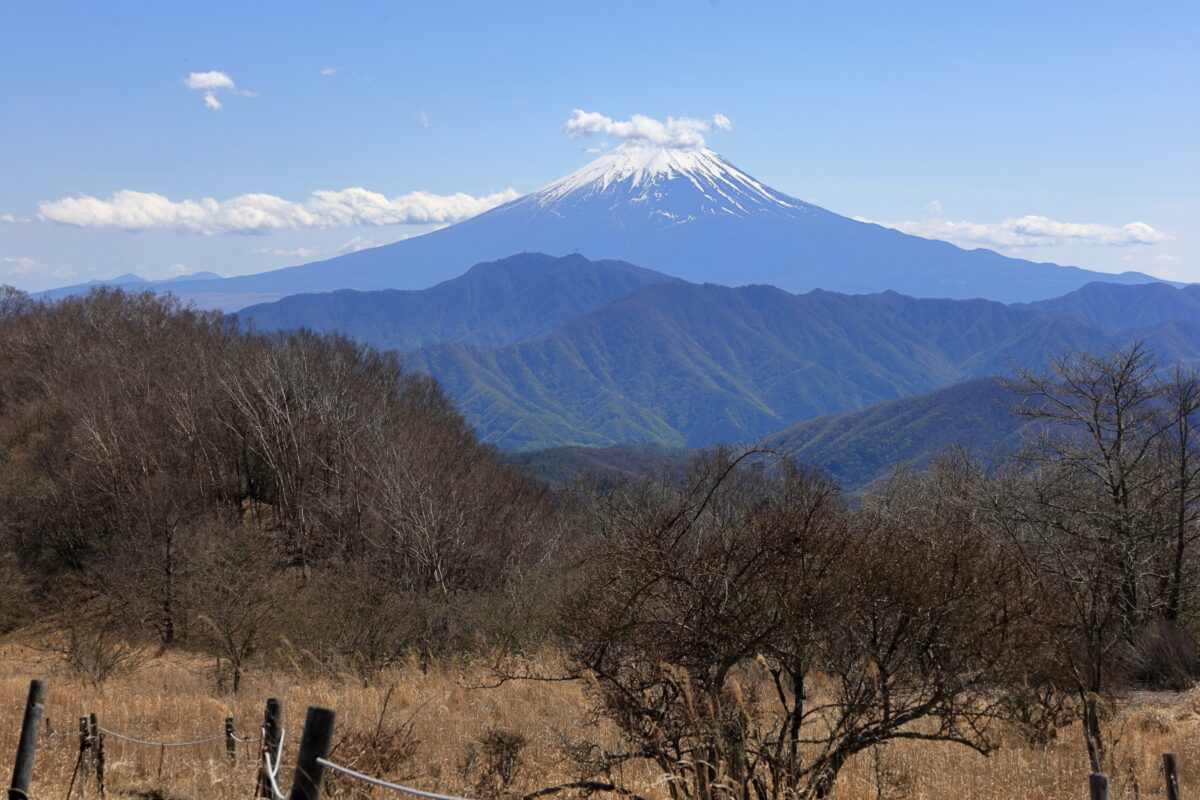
[262,747,288,800]
[18,687,271,800]
[96,727,226,747]
[3,677,1167,800]
[42,719,76,738]
[318,757,477,800]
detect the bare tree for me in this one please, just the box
[559,450,1037,800]
[189,520,282,693]
[1155,367,1200,621]
[993,342,1200,770]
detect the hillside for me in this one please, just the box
[764,377,1024,489]
[401,283,1127,450]
[500,443,691,486]
[1025,281,1200,329]
[503,379,1022,491]
[237,252,673,349]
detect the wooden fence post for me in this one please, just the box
[1164,753,1180,800]
[7,678,45,800]
[77,716,90,800]
[1089,773,1110,800]
[226,718,236,763]
[288,706,335,800]
[257,698,283,798]
[89,713,104,799]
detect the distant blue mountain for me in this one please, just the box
[400,279,1196,450]
[1022,280,1200,329]
[40,145,1166,310]
[42,270,223,298]
[238,252,673,349]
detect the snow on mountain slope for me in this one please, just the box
[41,144,1165,309]
[524,145,807,219]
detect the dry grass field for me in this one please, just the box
[0,645,1197,800]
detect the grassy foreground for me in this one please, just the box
[0,646,1197,800]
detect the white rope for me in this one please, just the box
[262,749,288,800]
[232,734,262,744]
[317,758,477,800]
[97,727,225,748]
[262,727,286,757]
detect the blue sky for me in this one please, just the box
[1,0,1196,290]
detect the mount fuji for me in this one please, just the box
[48,145,1163,309]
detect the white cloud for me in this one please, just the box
[252,246,319,258]
[2,256,75,280]
[168,263,189,274]
[183,71,236,90]
[321,67,338,76]
[248,236,400,263]
[562,109,732,150]
[923,200,942,214]
[857,214,1170,249]
[335,236,381,254]
[413,110,429,128]
[38,185,521,234]
[0,214,30,223]
[183,70,253,110]
[2,257,43,276]
[251,238,381,262]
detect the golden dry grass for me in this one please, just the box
[1,645,1198,800]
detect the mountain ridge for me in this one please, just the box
[237,252,674,350]
[400,277,1142,450]
[505,378,1023,491]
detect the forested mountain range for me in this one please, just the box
[1023,280,1200,329]
[400,277,1200,450]
[504,378,1022,491]
[236,253,1200,453]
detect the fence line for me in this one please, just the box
[95,728,226,748]
[23,688,267,800]
[5,677,1179,800]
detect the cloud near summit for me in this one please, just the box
[563,110,731,150]
[38,186,520,234]
[860,214,1170,249]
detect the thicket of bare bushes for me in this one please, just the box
[0,287,557,687]
[558,454,1041,799]
[2,286,1199,799]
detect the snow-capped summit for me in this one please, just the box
[63,143,1164,309]
[525,145,805,220]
